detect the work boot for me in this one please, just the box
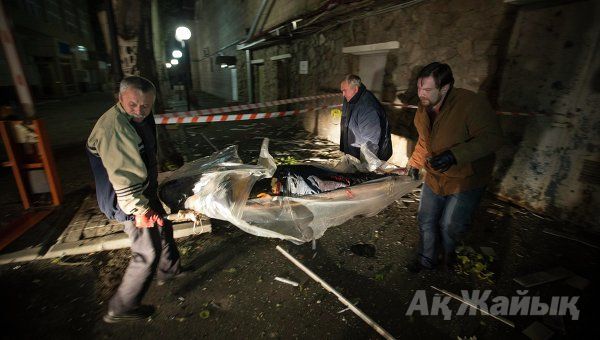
[103,305,155,323]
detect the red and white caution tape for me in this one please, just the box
[159,93,340,117]
[155,104,342,125]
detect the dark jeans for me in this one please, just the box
[417,183,485,268]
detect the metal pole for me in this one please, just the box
[183,41,191,111]
[0,1,35,118]
[246,49,253,103]
[246,0,269,41]
[276,246,396,339]
[430,286,515,328]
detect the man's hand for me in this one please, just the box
[427,150,457,173]
[407,167,420,181]
[135,208,164,228]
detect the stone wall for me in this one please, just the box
[239,0,511,166]
[493,0,600,228]
[192,0,599,229]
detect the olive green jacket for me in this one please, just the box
[87,103,150,215]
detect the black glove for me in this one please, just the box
[407,167,420,181]
[428,150,457,173]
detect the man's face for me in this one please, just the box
[340,81,359,102]
[119,88,155,122]
[417,76,446,108]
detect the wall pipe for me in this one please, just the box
[243,0,269,104]
[246,49,253,103]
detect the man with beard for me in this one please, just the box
[87,76,184,322]
[406,62,503,272]
[339,74,393,161]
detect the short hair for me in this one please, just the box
[119,76,156,95]
[417,62,454,89]
[342,74,361,87]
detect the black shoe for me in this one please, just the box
[406,258,435,273]
[157,270,188,286]
[103,305,155,323]
[406,260,422,273]
[442,252,458,271]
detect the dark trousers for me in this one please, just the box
[108,220,181,314]
[417,183,485,268]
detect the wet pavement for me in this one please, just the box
[0,90,598,339]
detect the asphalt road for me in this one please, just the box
[1,91,598,339]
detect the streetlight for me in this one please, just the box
[172,50,182,59]
[170,59,179,65]
[175,27,191,42]
[165,63,172,68]
[175,26,192,110]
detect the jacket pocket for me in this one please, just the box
[444,162,474,178]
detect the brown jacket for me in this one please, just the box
[408,88,503,195]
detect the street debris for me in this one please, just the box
[522,321,554,340]
[455,246,495,284]
[486,208,504,217]
[200,132,219,151]
[531,212,553,221]
[395,200,408,208]
[542,228,600,249]
[51,257,91,266]
[274,277,299,287]
[276,245,396,339]
[565,275,591,290]
[542,314,565,334]
[430,286,515,328]
[337,306,351,314]
[350,243,376,258]
[513,267,574,288]
[274,155,299,165]
[479,246,496,258]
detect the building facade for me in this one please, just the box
[1,0,110,102]
[188,0,598,229]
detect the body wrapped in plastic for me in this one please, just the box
[158,139,420,243]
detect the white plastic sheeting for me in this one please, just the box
[160,139,420,243]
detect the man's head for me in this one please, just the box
[340,74,362,102]
[119,76,156,122]
[416,62,454,109]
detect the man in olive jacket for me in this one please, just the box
[406,62,503,272]
[87,76,183,322]
[340,74,392,161]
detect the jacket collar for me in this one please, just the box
[348,84,366,104]
[117,102,152,124]
[116,102,135,122]
[438,85,453,113]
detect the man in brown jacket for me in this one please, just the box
[406,62,503,272]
